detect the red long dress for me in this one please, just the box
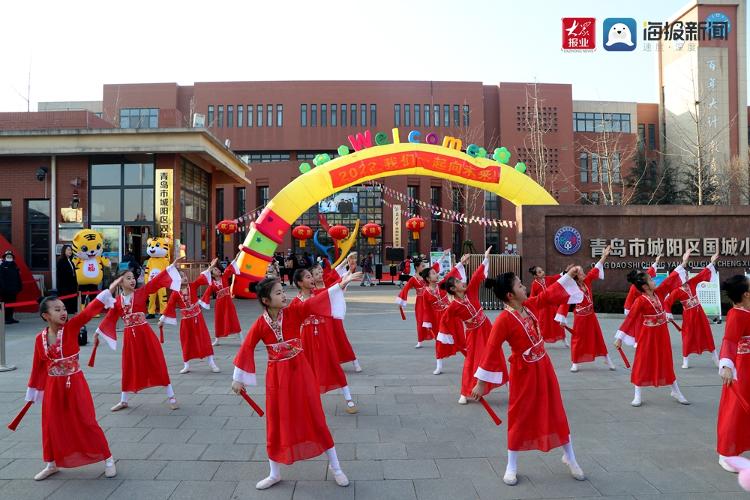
[25,291,114,468]
[293,291,348,393]
[201,260,242,338]
[423,263,466,358]
[233,286,345,464]
[624,264,657,344]
[530,274,565,343]
[96,266,180,392]
[663,265,717,357]
[475,275,583,452]
[396,263,440,343]
[162,270,214,363]
[615,267,686,387]
[556,263,609,363]
[322,260,357,364]
[438,259,506,397]
[716,306,750,456]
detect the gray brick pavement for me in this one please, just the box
[0,287,745,499]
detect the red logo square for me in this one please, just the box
[562,18,595,50]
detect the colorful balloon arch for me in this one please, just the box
[231,130,557,297]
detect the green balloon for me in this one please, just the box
[374,132,389,146]
[466,144,479,157]
[493,147,511,164]
[299,163,311,174]
[313,153,331,167]
[478,147,487,158]
[337,145,350,156]
[514,162,527,174]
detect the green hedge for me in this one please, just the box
[590,291,733,315]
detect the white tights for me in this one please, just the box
[267,447,342,479]
[506,436,578,474]
[342,385,352,401]
[121,384,175,403]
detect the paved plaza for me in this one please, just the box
[0,286,746,500]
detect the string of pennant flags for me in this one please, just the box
[222,182,518,235]
[369,181,517,229]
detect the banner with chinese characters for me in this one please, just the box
[690,270,722,318]
[155,169,174,238]
[392,204,402,248]
[590,237,750,260]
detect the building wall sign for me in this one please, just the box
[155,169,173,238]
[393,204,402,248]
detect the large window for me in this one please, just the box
[433,105,440,128]
[235,187,246,250]
[484,192,500,253]
[267,105,273,127]
[0,200,10,243]
[591,154,599,183]
[414,104,421,127]
[453,105,460,127]
[443,105,450,127]
[424,104,431,127]
[350,103,357,127]
[26,199,50,270]
[310,105,317,127]
[300,104,307,127]
[227,105,234,128]
[637,123,645,150]
[237,105,243,128]
[119,108,158,129]
[257,104,263,127]
[430,187,441,249]
[90,158,155,223]
[216,188,224,260]
[579,153,588,183]
[257,186,270,208]
[360,104,367,127]
[217,106,224,128]
[648,124,656,150]
[321,104,327,127]
[248,105,254,127]
[404,104,411,127]
[612,152,621,183]
[180,161,210,261]
[573,112,631,133]
[340,104,347,127]
[463,105,470,126]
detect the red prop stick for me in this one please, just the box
[159,325,165,344]
[730,383,750,414]
[479,397,502,425]
[668,319,682,332]
[563,325,574,335]
[87,336,100,368]
[399,307,406,321]
[8,401,33,431]
[239,388,265,417]
[617,346,631,368]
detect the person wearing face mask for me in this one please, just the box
[0,250,23,324]
[56,245,79,315]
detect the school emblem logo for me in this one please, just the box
[554,226,582,255]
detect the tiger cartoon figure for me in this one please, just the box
[145,237,171,316]
[71,229,111,286]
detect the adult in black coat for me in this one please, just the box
[0,250,22,324]
[56,244,79,314]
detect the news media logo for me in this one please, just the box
[554,226,582,256]
[603,18,637,51]
[562,18,595,51]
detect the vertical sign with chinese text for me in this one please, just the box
[690,270,722,318]
[155,169,174,239]
[393,205,402,248]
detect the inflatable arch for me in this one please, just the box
[232,130,557,297]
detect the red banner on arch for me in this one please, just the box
[329,151,500,188]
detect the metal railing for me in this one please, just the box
[461,254,521,310]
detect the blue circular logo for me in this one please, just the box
[706,12,731,33]
[554,226,582,255]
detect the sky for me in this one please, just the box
[0,0,744,111]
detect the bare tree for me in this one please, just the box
[519,82,558,193]
[575,124,640,205]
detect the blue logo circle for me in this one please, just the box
[554,226,582,255]
[706,12,731,33]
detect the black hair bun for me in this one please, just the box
[626,270,639,284]
[485,278,497,290]
[248,282,259,294]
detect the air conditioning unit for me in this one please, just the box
[192,113,206,128]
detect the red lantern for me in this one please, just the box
[217,219,239,242]
[328,225,349,242]
[361,222,382,245]
[405,216,426,239]
[217,219,238,235]
[292,225,313,248]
